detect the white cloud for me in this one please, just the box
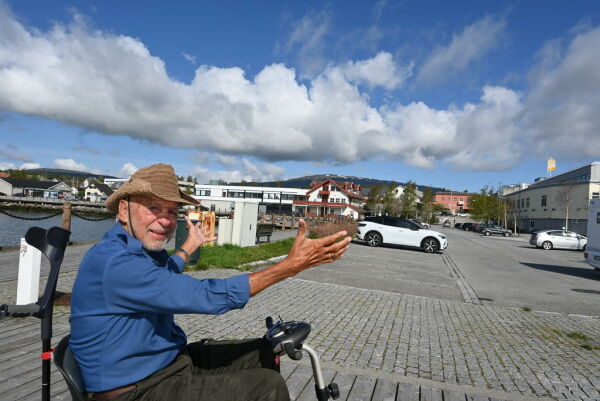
[191,157,284,184]
[53,158,101,174]
[417,16,506,86]
[20,162,40,170]
[522,26,600,159]
[119,162,137,177]
[0,5,598,173]
[342,52,412,90]
[182,52,196,65]
[0,162,16,170]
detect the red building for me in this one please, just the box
[434,192,474,214]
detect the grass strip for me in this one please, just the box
[187,237,295,271]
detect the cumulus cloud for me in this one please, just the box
[191,157,284,184]
[0,162,16,170]
[53,158,100,174]
[522,26,600,159]
[342,52,412,90]
[0,4,598,173]
[417,16,506,86]
[119,162,137,177]
[20,162,41,170]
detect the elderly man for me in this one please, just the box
[70,163,350,401]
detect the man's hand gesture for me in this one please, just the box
[249,218,351,295]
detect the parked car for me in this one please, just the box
[454,222,463,229]
[410,219,430,229]
[529,230,587,250]
[357,216,448,253]
[461,222,474,231]
[442,220,451,227]
[480,225,512,237]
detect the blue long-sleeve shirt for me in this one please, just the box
[70,223,250,392]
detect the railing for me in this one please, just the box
[258,213,354,230]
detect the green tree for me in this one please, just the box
[470,186,506,224]
[366,184,383,215]
[400,181,418,218]
[383,182,399,215]
[419,187,436,223]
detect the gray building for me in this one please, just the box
[0,178,72,198]
[504,162,600,235]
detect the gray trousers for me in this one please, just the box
[113,338,290,401]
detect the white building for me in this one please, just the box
[193,184,308,214]
[295,179,366,219]
[504,162,600,234]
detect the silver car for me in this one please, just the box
[529,230,587,250]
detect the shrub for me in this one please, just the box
[308,221,358,239]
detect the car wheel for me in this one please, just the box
[484,231,491,236]
[542,241,553,250]
[582,244,586,252]
[365,232,382,247]
[422,237,440,253]
[503,232,510,237]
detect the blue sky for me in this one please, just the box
[0,0,599,191]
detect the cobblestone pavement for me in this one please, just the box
[1,245,599,401]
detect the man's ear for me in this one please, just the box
[118,199,129,224]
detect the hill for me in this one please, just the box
[23,168,118,179]
[233,174,448,194]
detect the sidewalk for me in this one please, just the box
[1,241,599,400]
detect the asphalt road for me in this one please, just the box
[299,225,599,317]
[441,227,599,316]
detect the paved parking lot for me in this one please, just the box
[1,226,599,401]
[438,227,599,316]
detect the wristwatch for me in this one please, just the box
[176,248,190,262]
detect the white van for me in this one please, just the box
[584,198,600,271]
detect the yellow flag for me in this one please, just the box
[547,157,556,172]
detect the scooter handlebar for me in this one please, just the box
[283,341,304,360]
[0,303,40,319]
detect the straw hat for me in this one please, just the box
[105,163,199,213]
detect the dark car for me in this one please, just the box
[454,223,463,229]
[481,225,512,237]
[461,222,474,231]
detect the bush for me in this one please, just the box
[308,221,358,239]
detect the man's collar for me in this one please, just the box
[110,222,144,252]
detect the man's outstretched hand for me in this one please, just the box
[249,218,351,296]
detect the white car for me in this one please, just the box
[529,230,587,251]
[357,216,448,253]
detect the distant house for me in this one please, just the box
[294,179,367,219]
[0,178,72,198]
[434,191,474,215]
[85,182,114,202]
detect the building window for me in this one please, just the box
[592,192,600,199]
[526,198,530,207]
[541,195,547,206]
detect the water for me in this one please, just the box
[0,211,116,246]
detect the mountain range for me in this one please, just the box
[234,174,449,194]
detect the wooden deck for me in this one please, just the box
[0,317,544,401]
